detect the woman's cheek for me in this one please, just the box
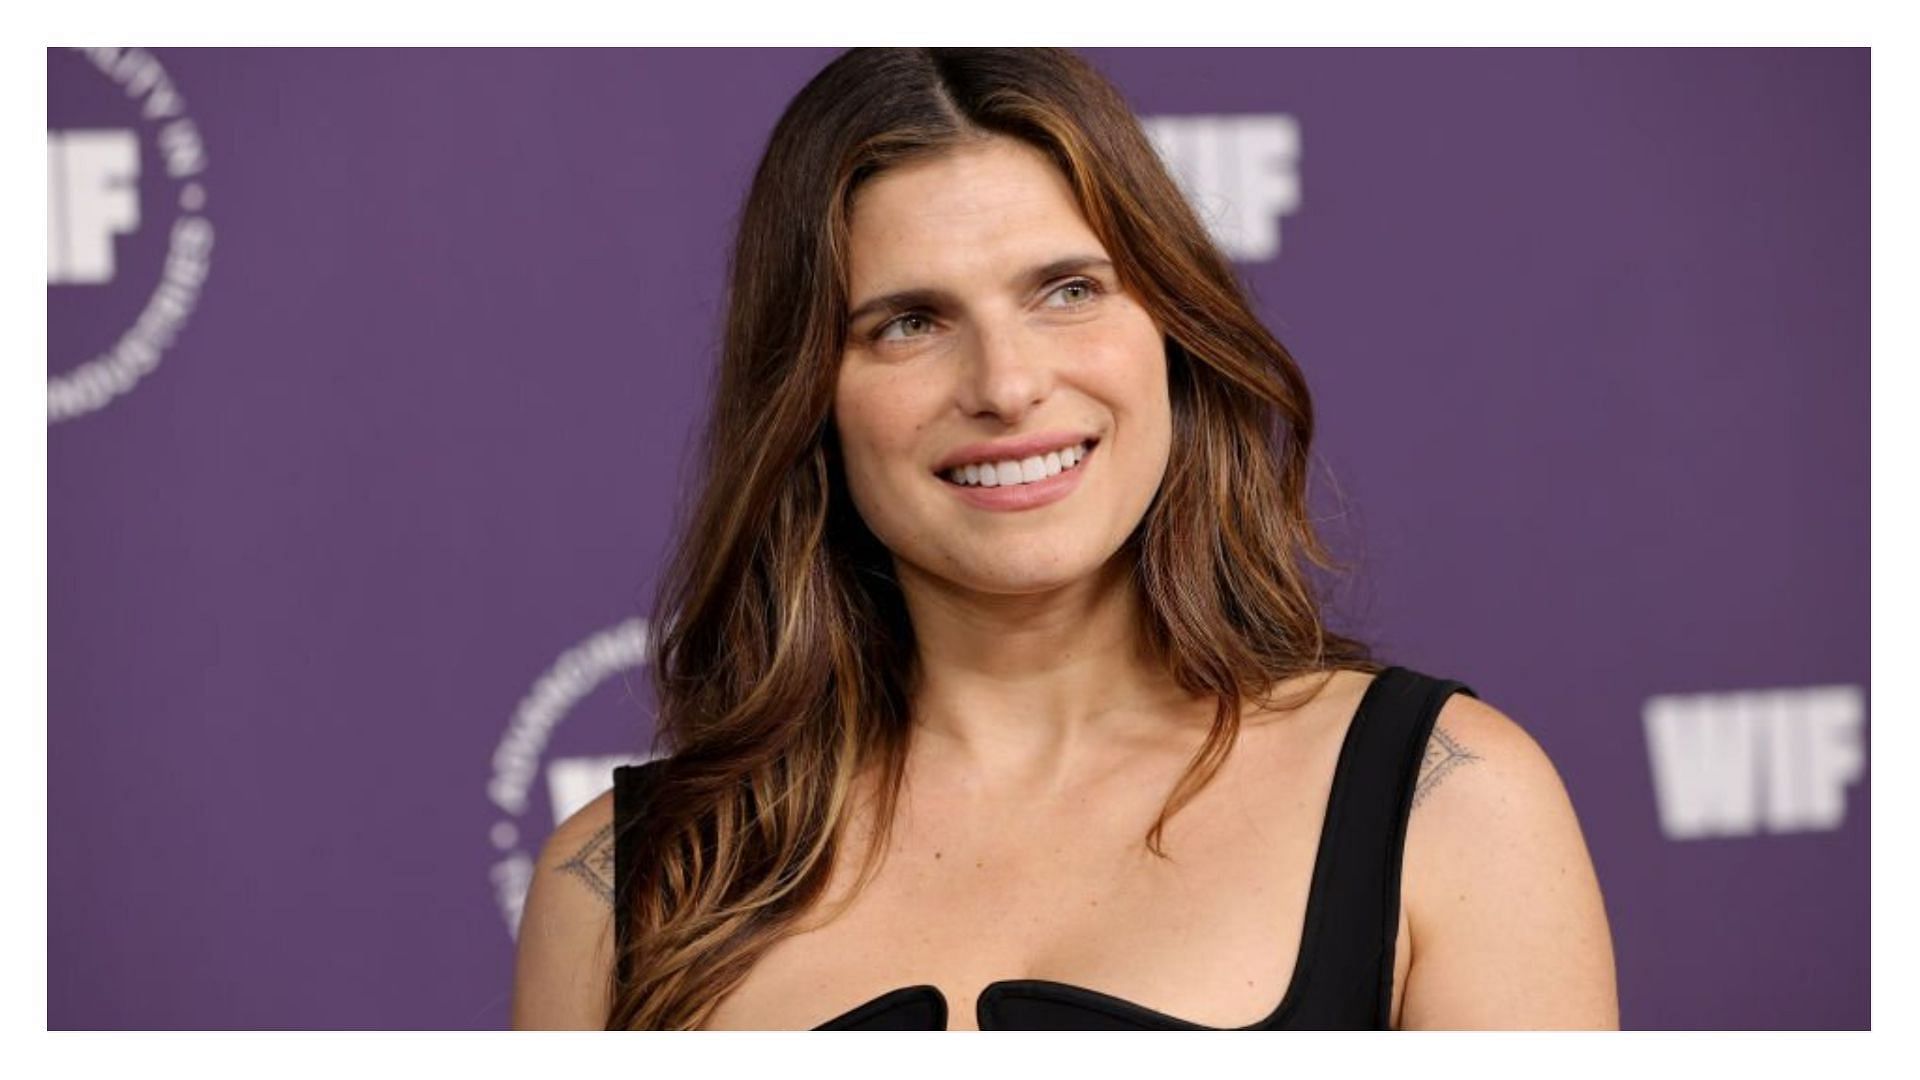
[841,433,917,550]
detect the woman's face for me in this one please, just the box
[833,135,1172,597]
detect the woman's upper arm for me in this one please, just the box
[511,789,620,1030]
[1398,693,1621,1029]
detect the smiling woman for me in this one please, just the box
[510,47,1618,1032]
[834,136,1170,584]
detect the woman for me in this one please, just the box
[512,48,1618,1031]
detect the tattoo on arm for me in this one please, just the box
[558,823,617,908]
[1412,724,1481,810]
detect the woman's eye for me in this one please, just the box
[1047,277,1103,307]
[872,279,1102,343]
[876,313,933,342]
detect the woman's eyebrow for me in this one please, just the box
[846,255,1114,325]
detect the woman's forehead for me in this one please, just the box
[844,142,1104,288]
[851,139,1075,229]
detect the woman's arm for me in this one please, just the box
[510,790,619,1030]
[1397,693,1621,1029]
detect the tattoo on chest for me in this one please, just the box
[1412,724,1480,810]
[559,823,618,907]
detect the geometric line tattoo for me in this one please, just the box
[558,822,617,908]
[1412,723,1481,810]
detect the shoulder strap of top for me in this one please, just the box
[610,758,670,989]
[1289,664,1479,1028]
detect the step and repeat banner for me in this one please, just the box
[47,48,1868,1029]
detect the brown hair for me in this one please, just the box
[607,47,1379,1030]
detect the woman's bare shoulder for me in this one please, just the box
[1397,692,1621,1028]
[510,788,620,1029]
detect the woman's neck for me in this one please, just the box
[894,551,1208,787]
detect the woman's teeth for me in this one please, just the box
[945,441,1092,488]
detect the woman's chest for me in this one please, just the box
[701,711,1406,1030]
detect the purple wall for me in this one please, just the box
[47,48,1868,1030]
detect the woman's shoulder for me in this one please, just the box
[1373,665,1570,840]
[510,759,666,1029]
[1402,677,1557,816]
[1394,677,1621,1027]
[547,757,675,898]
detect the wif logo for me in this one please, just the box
[1643,684,1865,840]
[48,130,140,284]
[1142,114,1301,262]
[48,48,215,424]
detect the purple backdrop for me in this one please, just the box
[47,48,1869,1030]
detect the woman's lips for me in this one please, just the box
[938,441,1095,512]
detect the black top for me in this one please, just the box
[611,664,1477,1030]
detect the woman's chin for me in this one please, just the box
[939,556,1112,599]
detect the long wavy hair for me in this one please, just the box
[607,47,1380,1030]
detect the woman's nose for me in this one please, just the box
[957,320,1052,421]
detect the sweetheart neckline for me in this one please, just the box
[809,668,1394,1031]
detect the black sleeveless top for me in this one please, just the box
[611,664,1477,1030]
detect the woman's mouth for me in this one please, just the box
[939,438,1097,488]
[936,439,1097,512]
